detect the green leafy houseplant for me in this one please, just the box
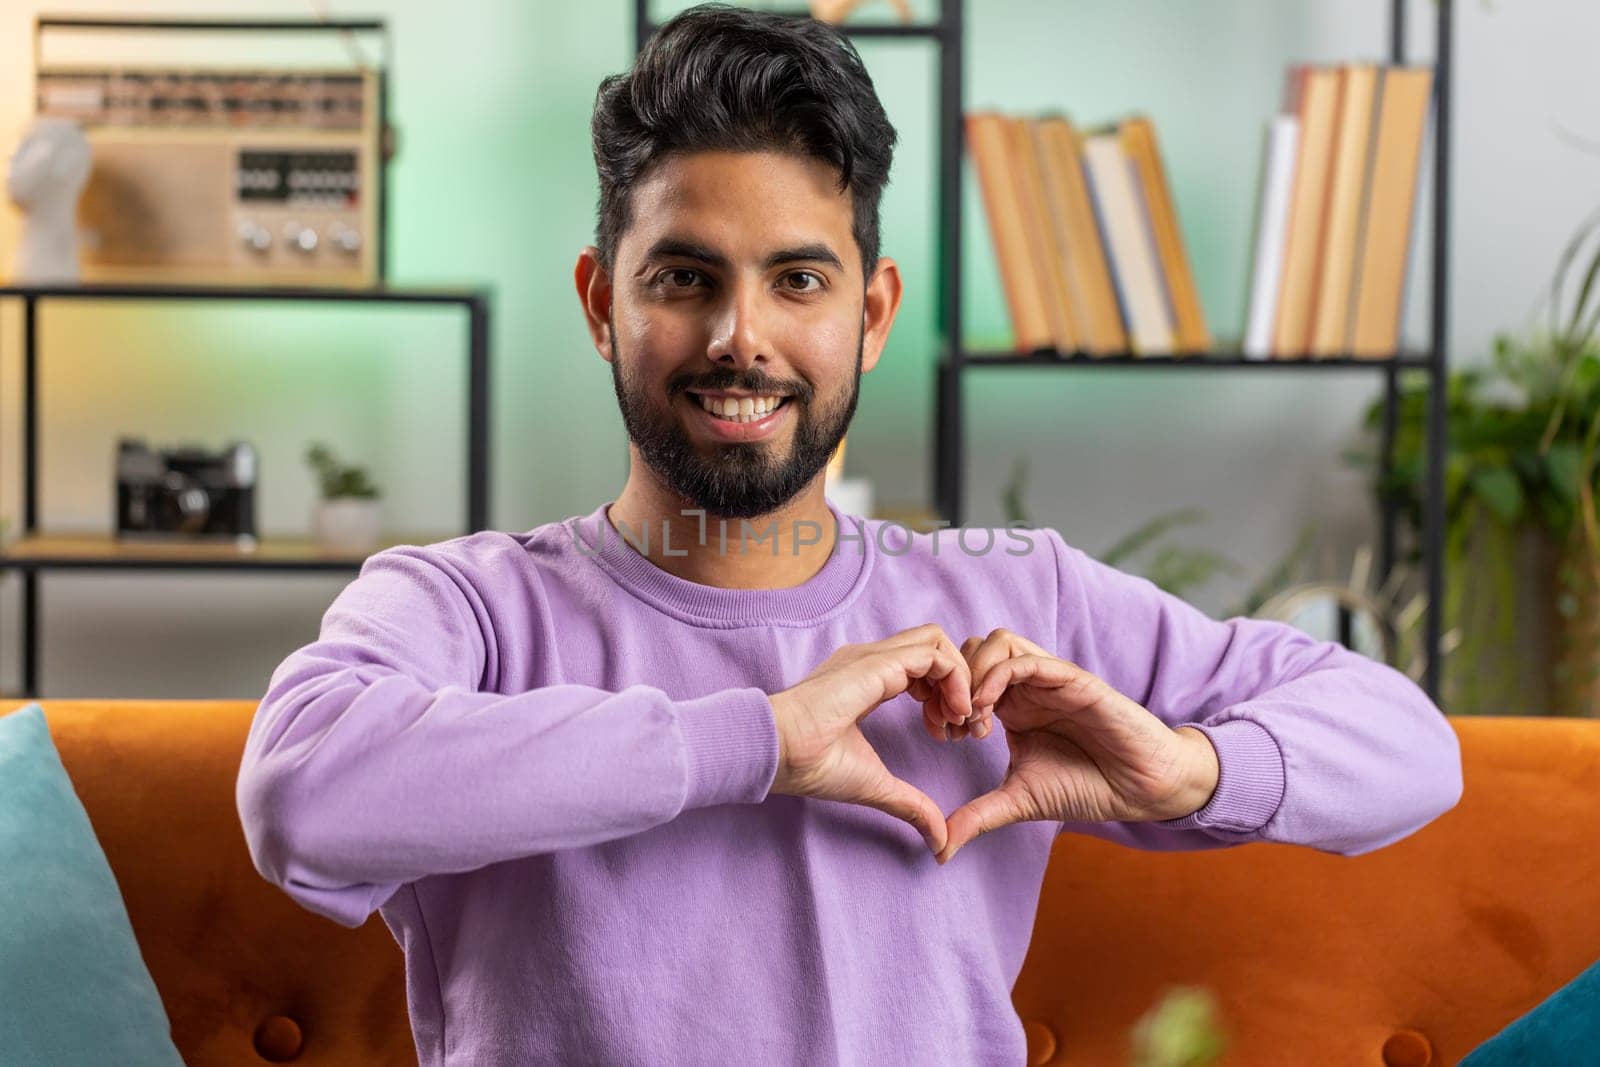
[1344,210,1600,715]
[1131,986,1227,1067]
[304,442,382,501]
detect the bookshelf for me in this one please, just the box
[0,282,493,698]
[636,0,1450,703]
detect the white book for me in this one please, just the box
[1081,133,1175,355]
[1243,115,1301,359]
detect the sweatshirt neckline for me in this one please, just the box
[568,498,871,627]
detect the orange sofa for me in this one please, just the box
[9,698,1598,1066]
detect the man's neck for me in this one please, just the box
[605,478,838,591]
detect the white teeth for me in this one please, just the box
[697,394,785,422]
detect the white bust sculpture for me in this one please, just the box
[6,117,92,284]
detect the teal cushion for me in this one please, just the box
[0,703,184,1065]
[1461,956,1600,1065]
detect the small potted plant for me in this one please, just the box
[305,442,383,553]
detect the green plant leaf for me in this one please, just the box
[1546,444,1583,503]
[1470,466,1524,524]
[1100,508,1207,569]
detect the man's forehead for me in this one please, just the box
[620,151,857,274]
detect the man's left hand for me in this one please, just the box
[934,628,1220,865]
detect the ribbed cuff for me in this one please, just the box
[1154,718,1285,835]
[676,687,781,810]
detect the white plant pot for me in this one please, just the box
[824,475,874,519]
[312,497,382,553]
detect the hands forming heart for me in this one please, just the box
[766,624,1220,865]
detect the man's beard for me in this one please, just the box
[608,315,861,521]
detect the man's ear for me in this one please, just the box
[860,255,903,375]
[575,245,616,362]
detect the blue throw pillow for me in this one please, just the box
[0,703,184,1065]
[1460,956,1600,1065]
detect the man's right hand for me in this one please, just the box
[766,624,992,856]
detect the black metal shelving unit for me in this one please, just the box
[649,0,1451,702]
[0,283,493,698]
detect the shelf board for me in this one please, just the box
[0,531,452,572]
[0,281,492,305]
[956,349,1436,370]
[642,16,944,40]
[868,503,946,533]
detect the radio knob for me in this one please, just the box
[328,223,362,255]
[238,221,271,253]
[282,222,318,255]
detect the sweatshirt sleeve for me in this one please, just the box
[235,539,779,928]
[1043,528,1462,856]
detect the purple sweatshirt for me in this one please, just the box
[236,500,1462,1065]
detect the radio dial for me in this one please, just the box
[282,222,318,255]
[238,221,271,253]
[328,223,362,255]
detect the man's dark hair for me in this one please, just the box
[590,2,898,286]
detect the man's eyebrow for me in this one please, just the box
[643,237,845,273]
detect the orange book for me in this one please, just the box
[1119,115,1209,355]
[1308,64,1380,357]
[1010,116,1079,354]
[1034,115,1127,355]
[1350,67,1434,357]
[966,111,1054,353]
[1271,66,1341,358]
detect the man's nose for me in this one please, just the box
[707,278,773,370]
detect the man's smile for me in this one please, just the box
[682,390,795,442]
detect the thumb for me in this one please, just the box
[860,774,949,856]
[937,782,1031,865]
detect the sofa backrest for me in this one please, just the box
[12,700,1600,1066]
[1011,715,1600,1065]
[11,699,414,1066]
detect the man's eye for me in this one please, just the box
[657,268,702,289]
[785,271,823,292]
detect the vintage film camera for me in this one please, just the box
[115,438,258,544]
[33,16,392,287]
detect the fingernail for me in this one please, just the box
[942,723,950,742]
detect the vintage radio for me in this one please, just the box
[32,17,391,287]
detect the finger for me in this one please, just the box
[912,665,963,730]
[971,653,1078,711]
[937,781,1031,864]
[961,630,1016,706]
[911,660,960,733]
[962,629,1038,722]
[919,634,973,726]
[863,775,949,854]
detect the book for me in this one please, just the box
[1271,65,1340,357]
[1350,66,1434,357]
[1010,116,1080,353]
[1082,131,1176,355]
[1243,114,1302,359]
[1120,115,1209,354]
[1308,63,1380,357]
[965,111,1055,353]
[1034,115,1127,355]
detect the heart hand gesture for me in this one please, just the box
[935,628,1220,864]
